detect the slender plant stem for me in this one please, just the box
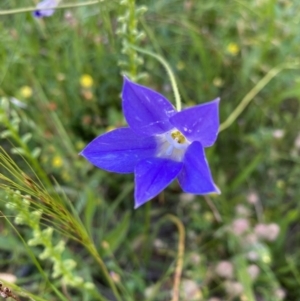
[166,214,185,301]
[286,256,300,286]
[85,242,122,301]
[127,0,138,79]
[62,209,121,301]
[0,1,103,16]
[32,77,76,158]
[128,43,182,111]
[1,117,50,187]
[219,62,300,132]
[142,201,151,260]
[203,195,222,223]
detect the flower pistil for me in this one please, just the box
[156,129,190,162]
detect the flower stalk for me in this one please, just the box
[127,44,182,111]
[117,0,147,80]
[219,61,300,132]
[5,191,93,289]
[166,214,185,301]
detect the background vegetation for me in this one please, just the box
[0,0,300,300]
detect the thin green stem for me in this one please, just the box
[127,0,138,79]
[54,196,122,301]
[286,256,300,286]
[219,62,300,132]
[3,216,69,301]
[142,201,151,262]
[235,254,256,301]
[0,0,103,16]
[165,214,185,301]
[32,77,76,158]
[139,17,162,57]
[85,242,122,301]
[128,43,182,111]
[1,117,50,187]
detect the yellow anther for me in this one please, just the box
[171,130,186,144]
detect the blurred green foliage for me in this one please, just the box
[0,0,300,300]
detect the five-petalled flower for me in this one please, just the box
[33,0,58,18]
[80,78,220,208]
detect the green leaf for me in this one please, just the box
[229,154,263,191]
[0,130,11,138]
[21,132,32,143]
[101,211,131,257]
[235,254,256,301]
[0,235,21,252]
[11,147,25,155]
[32,147,41,158]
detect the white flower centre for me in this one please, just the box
[156,129,190,161]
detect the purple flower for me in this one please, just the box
[33,0,58,18]
[81,78,220,208]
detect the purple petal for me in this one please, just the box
[178,141,220,194]
[33,0,57,18]
[170,98,220,147]
[134,158,183,208]
[122,78,176,136]
[80,128,157,173]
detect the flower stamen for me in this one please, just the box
[171,130,186,144]
[157,129,190,161]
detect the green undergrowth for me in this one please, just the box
[0,0,300,300]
